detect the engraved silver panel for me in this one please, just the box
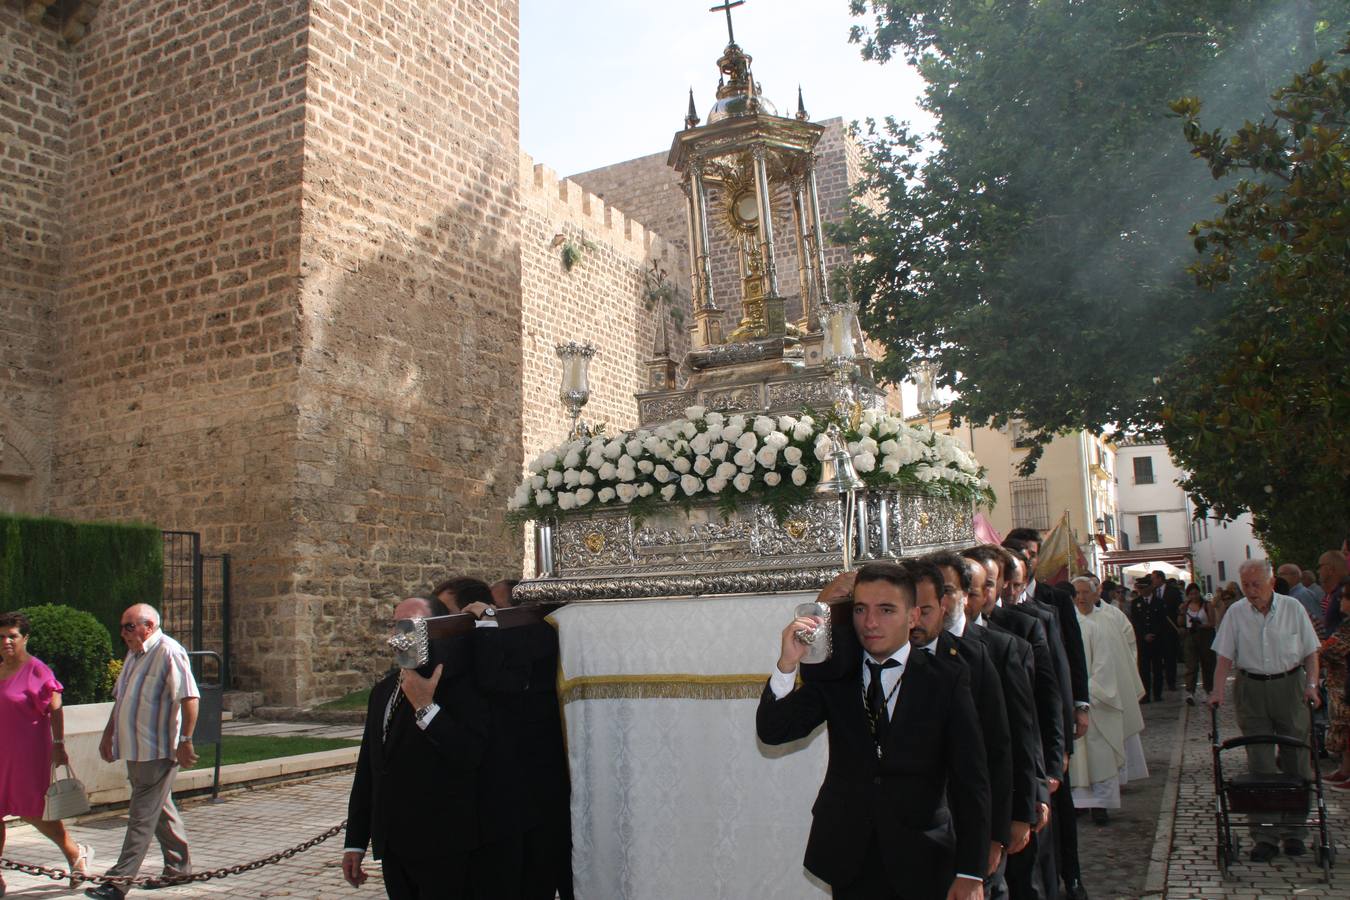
[700,385,762,413]
[639,392,696,425]
[514,567,844,604]
[766,378,836,410]
[555,514,634,570]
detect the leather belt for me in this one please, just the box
[1238,666,1302,681]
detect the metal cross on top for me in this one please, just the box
[710,0,746,44]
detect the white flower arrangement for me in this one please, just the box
[508,406,994,522]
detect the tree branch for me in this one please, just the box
[1115,32,1211,53]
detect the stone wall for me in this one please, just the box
[0,3,71,514]
[41,0,310,704]
[569,117,863,331]
[517,153,689,573]
[293,0,524,700]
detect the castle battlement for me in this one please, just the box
[520,151,677,262]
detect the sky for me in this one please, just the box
[520,0,932,177]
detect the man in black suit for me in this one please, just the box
[1152,571,1184,690]
[928,550,1043,900]
[459,585,573,900]
[965,546,1060,900]
[343,597,488,899]
[757,563,989,900]
[908,556,1013,894]
[1131,576,1169,701]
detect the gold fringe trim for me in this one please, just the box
[558,673,772,704]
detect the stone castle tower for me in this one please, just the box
[1,0,858,705]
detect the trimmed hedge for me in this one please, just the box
[0,514,163,646]
[18,604,116,704]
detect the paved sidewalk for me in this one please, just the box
[1,773,365,898]
[1164,691,1347,898]
[1076,693,1184,899]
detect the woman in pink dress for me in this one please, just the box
[0,611,93,895]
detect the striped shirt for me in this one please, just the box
[111,630,200,761]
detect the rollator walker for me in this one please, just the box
[1210,702,1335,882]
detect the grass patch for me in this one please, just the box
[188,735,359,769]
[316,687,371,710]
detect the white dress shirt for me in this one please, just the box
[1212,593,1320,675]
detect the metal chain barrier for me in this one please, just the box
[0,819,346,889]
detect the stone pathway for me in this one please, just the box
[1164,689,1347,898]
[1076,693,1184,899]
[1,774,364,898]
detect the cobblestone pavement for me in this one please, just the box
[1075,693,1184,900]
[1164,687,1347,899]
[1,773,364,898]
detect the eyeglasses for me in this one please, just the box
[120,622,144,632]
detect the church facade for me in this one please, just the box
[0,0,857,704]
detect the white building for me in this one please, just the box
[1187,504,1261,595]
[1105,440,1194,580]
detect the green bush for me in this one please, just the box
[0,514,162,645]
[18,604,116,705]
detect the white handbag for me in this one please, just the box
[44,763,91,820]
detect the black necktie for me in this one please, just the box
[865,659,901,737]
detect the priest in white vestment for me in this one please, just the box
[1069,575,1148,824]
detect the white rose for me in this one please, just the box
[791,466,808,486]
[764,431,789,449]
[531,474,546,490]
[617,464,637,482]
[777,415,798,432]
[563,450,582,469]
[546,470,563,488]
[655,425,678,441]
[710,442,730,461]
[694,455,712,475]
[575,488,595,506]
[735,431,758,451]
[673,456,692,474]
[638,459,655,474]
[680,474,702,496]
[672,439,690,455]
[653,464,672,483]
[682,422,698,439]
[880,455,901,475]
[690,432,712,455]
[727,414,747,431]
[563,469,581,487]
[535,489,554,506]
[557,492,576,510]
[753,416,776,437]
[879,439,898,456]
[792,421,814,441]
[685,405,707,420]
[704,410,725,426]
[642,436,663,455]
[720,423,743,443]
[579,470,596,486]
[706,476,727,494]
[586,453,605,470]
[814,440,834,462]
[733,473,753,492]
[535,451,559,470]
[616,483,638,503]
[783,446,803,466]
[756,445,778,468]
[733,448,756,468]
[638,483,655,497]
[857,423,872,437]
[660,484,677,501]
[625,439,644,457]
[764,471,782,486]
[858,437,879,455]
[853,451,876,473]
[597,487,616,503]
[716,461,738,480]
[598,462,618,480]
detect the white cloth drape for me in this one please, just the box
[550,592,832,900]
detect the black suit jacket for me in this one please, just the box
[989,605,1064,785]
[757,647,990,898]
[935,630,1012,847]
[964,621,1041,826]
[345,668,488,861]
[1034,581,1089,708]
[1022,598,1076,751]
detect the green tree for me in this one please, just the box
[1162,41,1350,564]
[838,1,1349,472]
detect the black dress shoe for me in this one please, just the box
[1249,841,1280,862]
[1091,807,1109,825]
[84,885,124,900]
[1063,880,1089,900]
[1283,838,1306,856]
